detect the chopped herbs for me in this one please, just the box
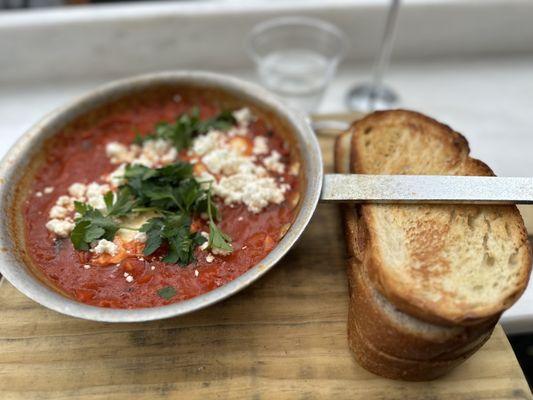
[157,286,177,300]
[139,214,206,265]
[70,202,119,251]
[208,220,232,254]
[206,189,232,253]
[104,187,137,217]
[134,108,236,150]
[69,110,234,264]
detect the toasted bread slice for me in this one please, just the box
[336,132,496,363]
[348,257,495,361]
[349,110,531,325]
[347,303,492,381]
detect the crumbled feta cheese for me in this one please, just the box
[186,116,289,213]
[233,107,253,126]
[212,245,232,256]
[160,147,177,164]
[44,107,291,241]
[214,174,287,213]
[92,239,118,256]
[45,219,75,237]
[253,136,269,155]
[106,142,135,164]
[86,182,109,198]
[44,186,54,194]
[108,163,126,187]
[194,269,199,277]
[83,264,91,270]
[202,148,248,175]
[87,195,106,211]
[227,126,249,137]
[107,139,180,168]
[85,183,109,211]
[49,205,68,219]
[108,143,139,166]
[56,195,73,207]
[126,275,134,283]
[289,162,300,176]
[133,231,147,243]
[132,154,154,168]
[205,254,215,263]
[68,183,86,198]
[123,272,129,277]
[137,139,175,167]
[150,266,156,271]
[153,138,172,156]
[199,231,210,251]
[193,130,222,156]
[263,150,285,174]
[35,191,43,197]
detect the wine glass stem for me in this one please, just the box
[369,0,401,110]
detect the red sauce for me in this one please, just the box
[23,96,299,308]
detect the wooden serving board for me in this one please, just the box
[0,118,531,400]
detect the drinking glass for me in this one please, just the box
[248,17,347,113]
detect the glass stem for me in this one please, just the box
[369,0,401,110]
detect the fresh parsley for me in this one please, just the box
[104,187,138,217]
[206,188,232,254]
[134,108,235,150]
[139,213,207,265]
[157,286,177,300]
[70,202,119,251]
[69,110,234,265]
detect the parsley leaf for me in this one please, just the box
[206,189,231,252]
[157,286,177,300]
[140,214,207,266]
[163,228,195,265]
[208,220,232,254]
[70,202,119,251]
[139,217,165,255]
[134,108,235,150]
[105,187,137,217]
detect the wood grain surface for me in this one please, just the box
[0,121,531,400]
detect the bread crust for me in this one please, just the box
[347,110,532,326]
[347,304,492,381]
[348,255,497,361]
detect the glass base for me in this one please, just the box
[345,83,399,112]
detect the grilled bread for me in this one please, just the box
[336,131,496,380]
[347,303,492,381]
[348,110,531,326]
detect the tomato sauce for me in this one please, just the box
[23,95,299,308]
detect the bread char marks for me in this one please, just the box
[405,212,451,276]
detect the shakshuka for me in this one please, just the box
[23,95,300,308]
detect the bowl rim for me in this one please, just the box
[0,71,323,322]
